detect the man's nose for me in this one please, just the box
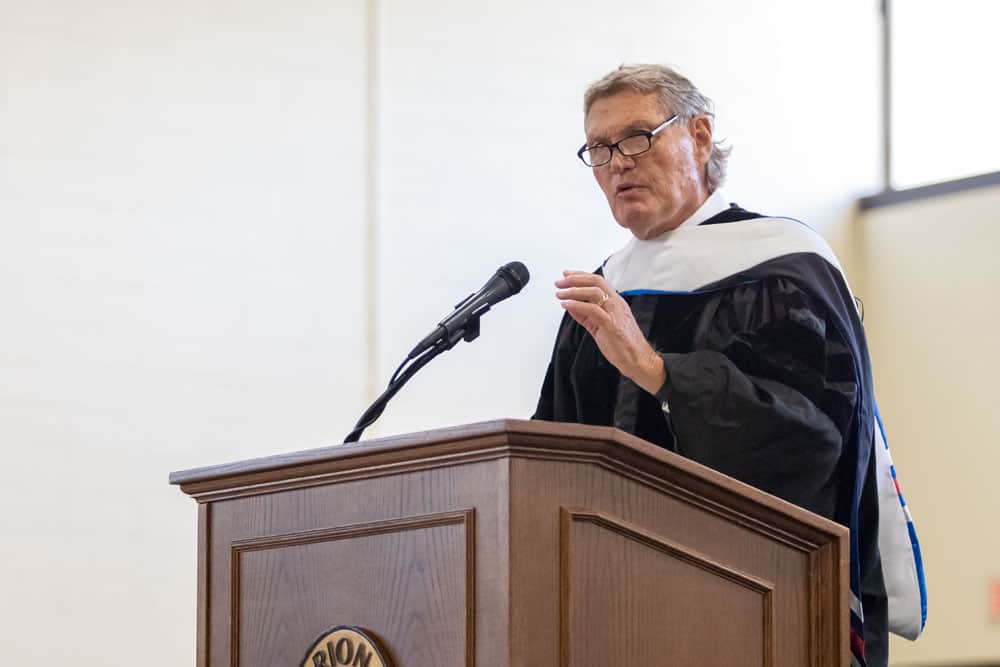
[608,148,636,172]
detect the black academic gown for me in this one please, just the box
[533,206,889,667]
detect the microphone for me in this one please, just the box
[407,261,530,359]
[344,260,529,443]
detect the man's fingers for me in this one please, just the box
[561,300,611,333]
[561,301,596,334]
[555,271,611,291]
[556,286,608,304]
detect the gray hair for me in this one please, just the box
[583,64,732,192]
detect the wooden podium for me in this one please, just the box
[170,419,848,666]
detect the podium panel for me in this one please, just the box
[232,511,474,665]
[563,510,771,665]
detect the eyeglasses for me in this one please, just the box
[576,115,679,167]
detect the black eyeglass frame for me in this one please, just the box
[576,115,680,167]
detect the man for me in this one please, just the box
[533,64,925,667]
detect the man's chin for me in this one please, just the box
[614,207,645,228]
[615,212,656,240]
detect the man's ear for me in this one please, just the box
[689,115,714,166]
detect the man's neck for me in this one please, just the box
[639,188,725,240]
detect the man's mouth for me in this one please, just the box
[616,184,643,196]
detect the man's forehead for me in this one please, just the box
[584,91,667,140]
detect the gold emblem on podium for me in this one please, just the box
[301,626,392,667]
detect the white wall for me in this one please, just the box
[0,1,883,664]
[0,0,368,662]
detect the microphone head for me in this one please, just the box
[498,261,530,294]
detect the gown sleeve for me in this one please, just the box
[655,276,859,519]
[531,309,591,422]
[533,359,556,420]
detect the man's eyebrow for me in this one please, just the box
[587,122,655,145]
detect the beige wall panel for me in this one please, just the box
[845,186,1000,664]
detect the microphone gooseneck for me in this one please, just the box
[344,261,530,443]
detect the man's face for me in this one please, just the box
[584,89,712,240]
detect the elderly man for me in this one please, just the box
[533,64,926,667]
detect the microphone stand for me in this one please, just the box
[343,315,481,444]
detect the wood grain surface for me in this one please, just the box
[561,509,774,666]
[231,510,474,666]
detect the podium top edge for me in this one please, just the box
[168,418,612,486]
[167,418,847,541]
